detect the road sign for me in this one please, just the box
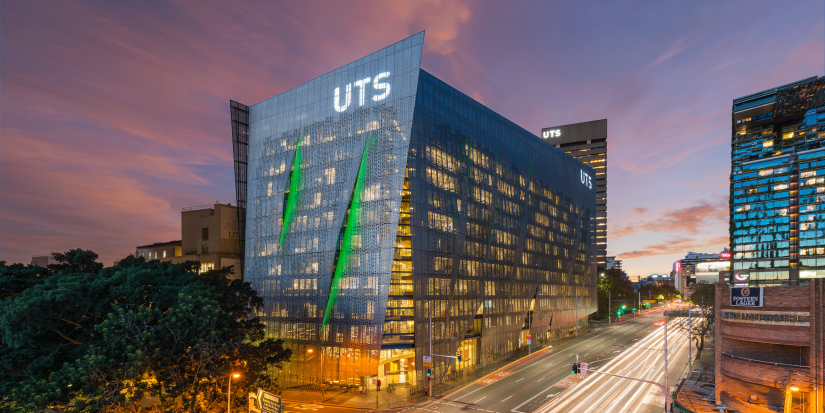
[253,389,282,413]
[371,378,376,384]
[423,355,432,367]
[579,362,588,375]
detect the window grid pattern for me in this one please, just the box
[244,34,423,386]
[731,77,825,284]
[239,33,597,389]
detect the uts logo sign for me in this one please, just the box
[334,72,391,112]
[543,129,561,138]
[580,170,593,189]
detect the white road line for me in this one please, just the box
[474,396,487,403]
[511,385,558,413]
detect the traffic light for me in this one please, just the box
[621,305,626,309]
[457,353,462,362]
[427,368,432,381]
[377,380,381,391]
[572,363,580,374]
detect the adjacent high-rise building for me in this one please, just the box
[231,33,597,389]
[541,120,607,266]
[731,76,825,285]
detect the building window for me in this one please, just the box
[202,244,209,254]
[202,228,209,241]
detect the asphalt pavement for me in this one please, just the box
[397,308,686,413]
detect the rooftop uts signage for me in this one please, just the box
[334,72,391,112]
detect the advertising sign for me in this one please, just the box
[730,287,763,307]
[695,262,731,273]
[731,271,750,284]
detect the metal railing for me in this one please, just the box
[182,204,214,212]
[721,352,808,369]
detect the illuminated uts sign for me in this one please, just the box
[334,72,391,112]
[580,170,593,189]
[543,129,561,138]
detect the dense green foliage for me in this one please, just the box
[0,251,291,413]
[597,267,635,316]
[637,283,680,302]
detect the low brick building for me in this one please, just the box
[715,280,825,412]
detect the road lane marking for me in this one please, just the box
[474,396,486,403]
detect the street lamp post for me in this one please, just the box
[228,373,240,413]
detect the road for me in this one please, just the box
[399,309,689,413]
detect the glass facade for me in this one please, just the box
[232,32,597,389]
[731,77,825,285]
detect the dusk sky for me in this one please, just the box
[2,1,823,276]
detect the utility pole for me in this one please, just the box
[688,304,692,379]
[429,316,433,398]
[608,291,611,326]
[664,319,670,411]
[575,290,579,337]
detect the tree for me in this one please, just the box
[597,267,634,316]
[668,281,715,361]
[0,252,292,413]
[637,284,680,302]
[0,249,103,300]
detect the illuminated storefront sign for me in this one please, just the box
[334,72,391,112]
[542,129,561,138]
[730,286,763,307]
[721,310,810,326]
[732,271,749,283]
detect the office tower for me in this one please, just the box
[541,120,607,266]
[732,77,825,285]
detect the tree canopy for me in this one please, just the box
[597,267,634,315]
[0,251,291,413]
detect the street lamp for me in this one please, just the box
[228,373,240,413]
[790,385,799,391]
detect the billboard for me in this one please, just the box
[696,262,731,273]
[730,287,763,307]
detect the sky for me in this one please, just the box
[1,1,823,276]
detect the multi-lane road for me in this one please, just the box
[400,309,690,413]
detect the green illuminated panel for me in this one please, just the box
[279,135,303,253]
[321,134,377,340]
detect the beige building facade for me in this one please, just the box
[136,203,242,279]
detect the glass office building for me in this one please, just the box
[731,76,825,285]
[541,120,607,266]
[231,33,597,389]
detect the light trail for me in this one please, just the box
[534,318,690,413]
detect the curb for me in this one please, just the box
[280,395,372,410]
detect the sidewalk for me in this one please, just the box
[280,324,606,410]
[279,385,427,410]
